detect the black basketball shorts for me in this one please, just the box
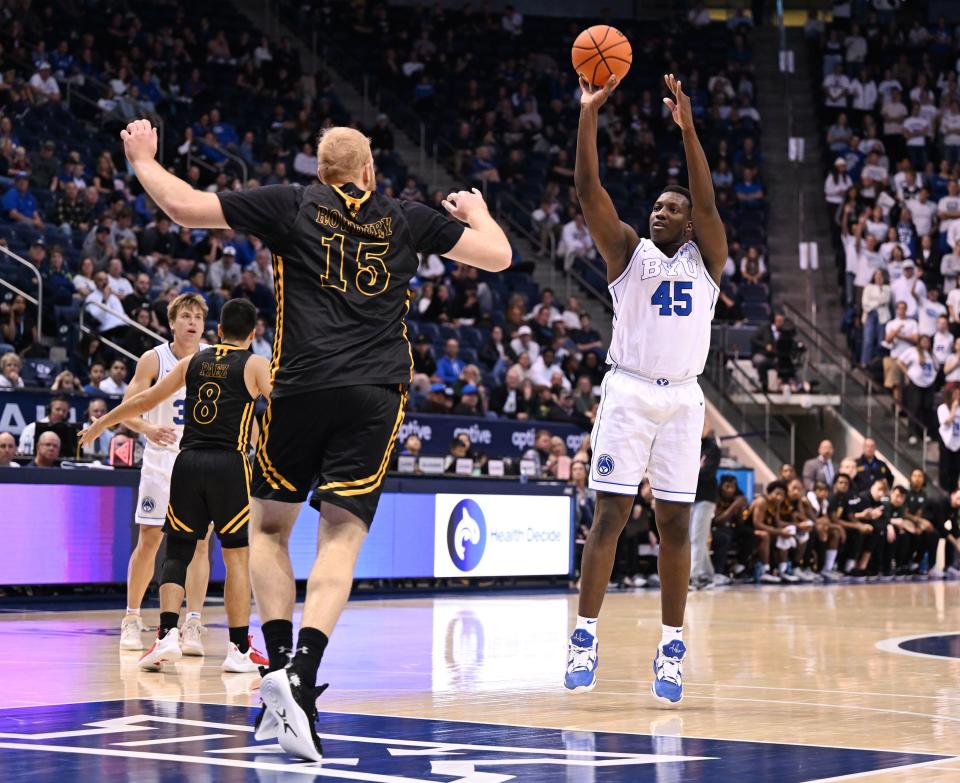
[252,385,406,526]
[164,449,252,548]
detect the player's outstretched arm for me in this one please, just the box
[80,356,189,447]
[440,189,512,272]
[112,349,174,446]
[663,74,728,284]
[121,119,229,229]
[575,75,639,284]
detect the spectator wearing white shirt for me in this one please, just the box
[0,352,25,390]
[947,278,960,330]
[897,334,938,444]
[822,63,850,114]
[561,297,582,331]
[938,180,960,251]
[883,300,919,404]
[207,246,242,291]
[824,159,852,216]
[501,5,523,35]
[942,242,960,292]
[902,103,931,170]
[510,325,540,362]
[877,71,902,104]
[941,98,960,167]
[890,260,926,319]
[880,228,910,263]
[558,213,596,272]
[79,398,117,458]
[251,317,272,359]
[881,88,908,157]
[84,271,128,337]
[860,268,891,366]
[896,169,922,202]
[531,198,561,251]
[417,252,446,281]
[72,256,96,299]
[906,189,937,237]
[293,143,318,179]
[98,359,129,396]
[937,387,960,491]
[853,233,885,299]
[859,151,888,198]
[918,288,947,337]
[529,347,562,388]
[29,62,60,103]
[933,316,954,366]
[849,68,878,119]
[106,258,133,298]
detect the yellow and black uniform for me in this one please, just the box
[216,182,464,524]
[165,344,256,548]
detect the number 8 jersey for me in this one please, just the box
[180,344,256,452]
[217,182,464,397]
[606,238,719,383]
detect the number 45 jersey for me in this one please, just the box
[217,182,464,397]
[606,238,719,384]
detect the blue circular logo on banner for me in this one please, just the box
[447,499,486,572]
[596,454,615,476]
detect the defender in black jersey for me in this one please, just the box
[81,300,274,674]
[120,119,511,761]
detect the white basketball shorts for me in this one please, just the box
[589,368,705,503]
[135,448,178,526]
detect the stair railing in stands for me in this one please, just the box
[79,300,164,363]
[779,301,931,478]
[0,246,42,340]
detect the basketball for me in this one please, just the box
[571,25,632,88]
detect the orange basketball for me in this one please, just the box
[572,25,632,88]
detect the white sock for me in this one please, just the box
[186,611,201,622]
[762,563,771,573]
[125,607,140,615]
[778,561,788,575]
[844,558,855,572]
[824,550,838,572]
[575,615,598,642]
[659,624,682,648]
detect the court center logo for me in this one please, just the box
[141,496,156,514]
[447,499,486,572]
[596,454,615,476]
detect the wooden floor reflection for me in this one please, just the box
[1,582,958,781]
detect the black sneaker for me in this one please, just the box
[260,667,327,761]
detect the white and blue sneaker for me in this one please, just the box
[563,628,599,693]
[651,639,686,706]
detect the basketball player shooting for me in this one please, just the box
[564,73,727,705]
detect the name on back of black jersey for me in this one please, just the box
[316,206,394,240]
[200,361,230,379]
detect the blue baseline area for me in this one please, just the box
[0,700,947,783]
[899,633,960,660]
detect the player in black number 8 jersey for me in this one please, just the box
[81,299,274,675]
[119,118,512,761]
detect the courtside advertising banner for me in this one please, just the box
[433,494,572,578]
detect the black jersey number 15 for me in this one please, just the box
[320,233,390,297]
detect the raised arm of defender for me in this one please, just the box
[663,73,728,283]
[575,76,640,284]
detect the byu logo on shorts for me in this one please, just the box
[596,454,615,476]
[141,496,156,514]
[656,378,670,386]
[447,499,486,572]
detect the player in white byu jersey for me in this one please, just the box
[564,74,727,705]
[118,293,214,652]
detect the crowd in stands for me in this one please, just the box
[812,9,960,460]
[281,1,770,323]
[571,433,960,589]
[0,0,621,465]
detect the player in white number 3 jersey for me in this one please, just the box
[564,74,727,705]
[118,293,212,652]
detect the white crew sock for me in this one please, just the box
[660,624,682,648]
[778,561,788,575]
[575,615,598,642]
[844,558,856,572]
[125,607,140,615]
[762,563,771,573]
[824,550,838,572]
[186,611,201,622]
